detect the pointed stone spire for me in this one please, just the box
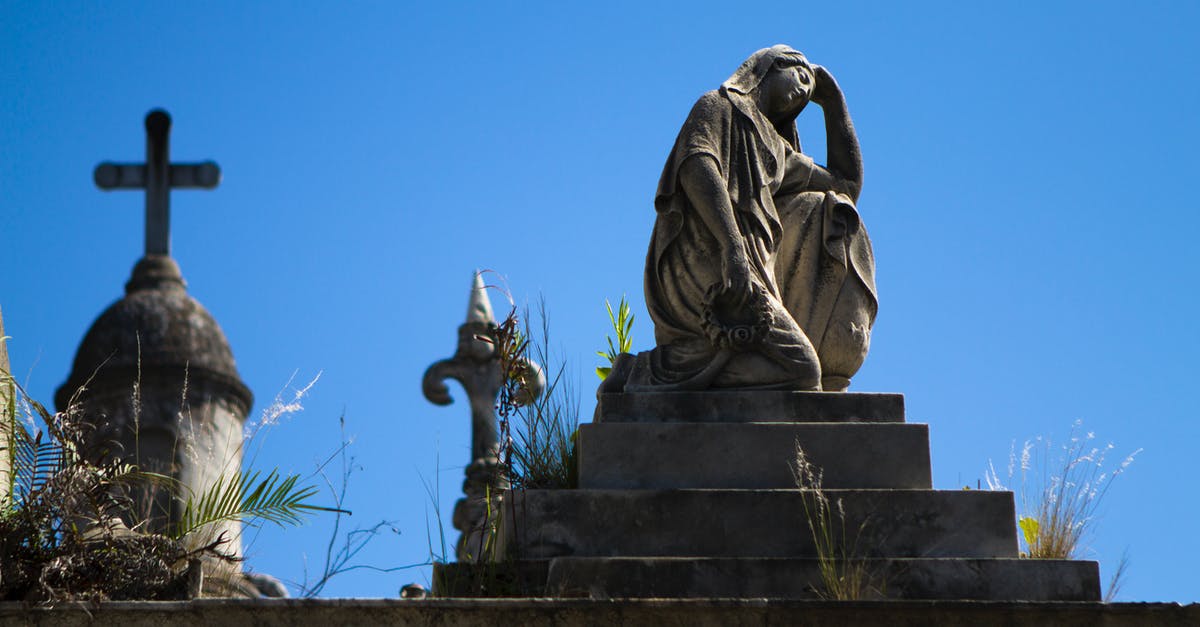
[465,271,495,324]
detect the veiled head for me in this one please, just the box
[723,45,812,109]
[722,45,813,146]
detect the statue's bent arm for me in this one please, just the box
[813,66,864,202]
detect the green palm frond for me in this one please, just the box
[1,375,82,512]
[171,469,342,540]
[9,429,65,508]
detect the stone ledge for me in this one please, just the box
[596,391,905,423]
[435,560,550,597]
[546,557,1100,601]
[504,489,1019,559]
[578,422,931,489]
[2,599,1195,627]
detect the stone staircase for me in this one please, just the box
[485,391,1100,600]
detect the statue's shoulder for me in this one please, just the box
[681,90,733,130]
[689,90,729,115]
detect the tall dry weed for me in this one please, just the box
[791,443,882,600]
[985,420,1140,560]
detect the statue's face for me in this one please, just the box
[758,62,813,117]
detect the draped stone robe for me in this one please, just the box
[627,87,877,392]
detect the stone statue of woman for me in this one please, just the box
[616,45,877,393]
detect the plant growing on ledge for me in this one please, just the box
[986,421,1140,561]
[431,289,580,597]
[492,298,579,490]
[595,296,634,381]
[0,372,337,603]
[791,442,884,600]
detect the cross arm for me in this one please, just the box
[93,161,222,190]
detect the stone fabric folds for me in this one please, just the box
[628,57,876,392]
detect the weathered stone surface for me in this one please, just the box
[3,599,1197,627]
[486,387,1098,601]
[596,391,904,423]
[436,557,1101,602]
[61,115,254,571]
[56,255,251,413]
[434,560,551,597]
[503,489,1018,559]
[546,557,1100,601]
[619,45,875,393]
[55,255,252,561]
[578,422,931,489]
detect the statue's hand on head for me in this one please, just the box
[809,65,842,107]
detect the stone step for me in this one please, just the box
[433,560,551,597]
[596,391,905,423]
[543,557,1100,601]
[503,489,1018,560]
[578,422,932,489]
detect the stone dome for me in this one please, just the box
[55,255,252,412]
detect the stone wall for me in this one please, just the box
[1,599,1196,627]
[78,376,247,559]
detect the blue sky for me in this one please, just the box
[2,1,1197,601]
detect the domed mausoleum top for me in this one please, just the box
[54,255,252,412]
[57,109,250,414]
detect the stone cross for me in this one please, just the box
[93,109,221,256]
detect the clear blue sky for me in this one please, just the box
[2,1,1197,601]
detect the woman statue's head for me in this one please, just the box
[758,56,815,119]
[723,45,813,146]
[725,45,812,113]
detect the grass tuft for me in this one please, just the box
[492,297,580,491]
[791,442,882,600]
[985,420,1140,561]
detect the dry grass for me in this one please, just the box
[438,289,579,592]
[986,421,1140,560]
[791,443,882,600]
[0,376,200,602]
[492,298,579,491]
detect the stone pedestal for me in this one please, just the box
[0,307,10,507]
[56,257,253,562]
[437,391,1100,601]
